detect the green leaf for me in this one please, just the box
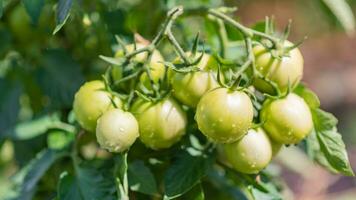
[206,168,249,200]
[321,0,355,34]
[164,148,215,199]
[58,160,117,200]
[22,0,45,24]
[294,84,320,109]
[128,160,157,195]
[57,172,82,200]
[36,49,84,108]
[179,183,205,200]
[249,175,282,200]
[53,0,73,34]
[4,149,67,200]
[311,108,354,176]
[0,80,22,138]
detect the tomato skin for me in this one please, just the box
[222,128,272,174]
[195,87,254,143]
[73,80,122,132]
[253,41,304,94]
[131,97,187,150]
[96,109,139,152]
[171,53,219,107]
[261,93,313,144]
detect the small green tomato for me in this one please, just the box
[195,87,254,143]
[171,53,219,107]
[261,93,313,144]
[253,41,304,94]
[131,98,187,150]
[73,80,122,132]
[222,128,272,174]
[96,109,139,153]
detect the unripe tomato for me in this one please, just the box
[195,87,254,143]
[261,93,313,144]
[171,53,219,107]
[222,128,272,174]
[253,41,304,94]
[131,97,187,150]
[73,80,122,132]
[96,109,139,152]
[115,43,165,86]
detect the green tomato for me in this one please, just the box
[96,109,139,152]
[73,80,122,132]
[131,97,187,150]
[171,53,220,107]
[253,41,304,94]
[195,87,254,143]
[222,128,272,174]
[261,93,313,144]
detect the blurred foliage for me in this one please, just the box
[0,0,355,200]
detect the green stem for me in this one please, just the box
[166,30,190,64]
[207,9,280,45]
[217,19,229,57]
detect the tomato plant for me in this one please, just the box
[0,1,354,200]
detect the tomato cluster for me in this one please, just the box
[73,39,313,174]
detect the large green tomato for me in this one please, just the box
[73,80,122,132]
[261,93,313,144]
[96,109,139,152]
[222,128,272,174]
[171,53,220,107]
[131,97,187,150]
[253,41,304,94]
[115,43,165,86]
[195,87,254,143]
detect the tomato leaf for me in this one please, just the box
[179,183,205,200]
[58,160,117,200]
[36,49,84,109]
[4,149,67,200]
[163,147,215,199]
[0,79,22,138]
[294,84,320,109]
[321,0,355,35]
[22,0,45,25]
[128,160,158,195]
[53,0,73,34]
[311,108,354,176]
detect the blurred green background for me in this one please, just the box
[0,0,356,200]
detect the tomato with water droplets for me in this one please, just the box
[73,80,122,132]
[131,97,187,150]
[261,93,313,144]
[171,53,220,108]
[253,41,304,94]
[96,109,139,152]
[195,87,254,143]
[222,128,273,174]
